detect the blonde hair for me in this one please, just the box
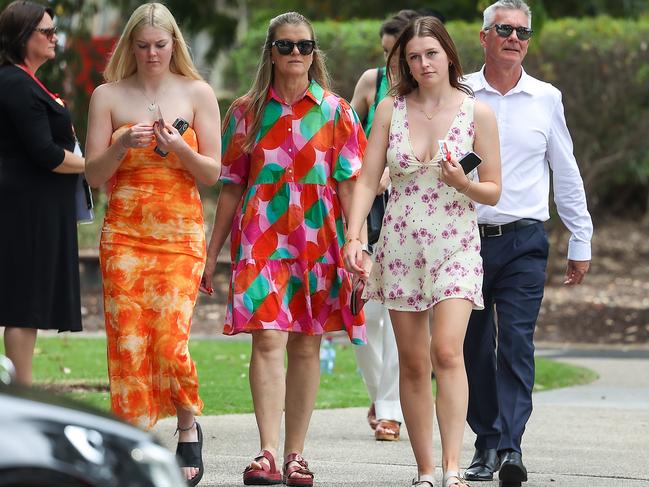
[103,3,202,82]
[223,12,330,153]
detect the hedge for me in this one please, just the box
[222,17,649,216]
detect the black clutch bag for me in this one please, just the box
[366,190,389,245]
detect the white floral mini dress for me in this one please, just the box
[364,95,484,311]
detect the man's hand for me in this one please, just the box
[564,259,590,285]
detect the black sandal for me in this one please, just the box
[175,421,204,486]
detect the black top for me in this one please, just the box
[0,64,82,331]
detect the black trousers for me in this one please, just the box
[464,222,549,454]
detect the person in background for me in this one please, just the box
[349,8,421,442]
[462,1,593,485]
[0,0,84,385]
[84,3,221,485]
[200,11,366,487]
[344,16,501,487]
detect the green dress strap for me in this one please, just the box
[364,66,389,137]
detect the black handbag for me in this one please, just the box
[366,190,389,245]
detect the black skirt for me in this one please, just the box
[0,176,82,332]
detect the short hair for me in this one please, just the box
[379,10,421,38]
[103,3,201,82]
[0,1,54,66]
[388,16,472,97]
[482,0,532,30]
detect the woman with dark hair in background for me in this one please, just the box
[201,11,366,487]
[0,0,84,385]
[344,16,501,487]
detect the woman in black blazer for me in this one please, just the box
[0,1,85,385]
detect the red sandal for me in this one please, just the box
[243,450,282,485]
[375,419,401,441]
[283,453,314,487]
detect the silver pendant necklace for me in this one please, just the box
[136,85,163,112]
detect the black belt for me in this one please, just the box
[478,219,540,238]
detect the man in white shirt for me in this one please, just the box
[463,1,593,485]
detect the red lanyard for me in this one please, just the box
[16,64,64,106]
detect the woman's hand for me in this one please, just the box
[342,240,366,276]
[440,157,470,192]
[119,122,154,149]
[199,257,216,295]
[153,121,188,155]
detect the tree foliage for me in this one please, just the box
[225,16,649,218]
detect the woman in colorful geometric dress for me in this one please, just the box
[344,17,501,487]
[200,12,366,487]
[85,4,221,485]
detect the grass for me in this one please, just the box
[1,336,597,415]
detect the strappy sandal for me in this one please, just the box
[443,471,469,487]
[411,474,435,486]
[243,449,282,485]
[175,421,204,487]
[375,419,401,441]
[367,403,378,430]
[283,453,314,487]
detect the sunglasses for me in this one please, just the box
[35,26,57,40]
[272,39,316,56]
[485,23,533,41]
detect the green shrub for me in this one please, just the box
[223,17,649,217]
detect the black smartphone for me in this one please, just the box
[458,151,482,174]
[154,117,190,157]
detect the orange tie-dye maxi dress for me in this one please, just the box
[100,126,205,430]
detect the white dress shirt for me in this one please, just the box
[465,66,593,261]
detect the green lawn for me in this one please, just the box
[1,336,597,415]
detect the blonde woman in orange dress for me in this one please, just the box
[84,3,221,485]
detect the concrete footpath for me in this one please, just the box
[152,347,649,486]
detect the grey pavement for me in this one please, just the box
[152,347,649,486]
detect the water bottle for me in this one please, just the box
[320,336,336,374]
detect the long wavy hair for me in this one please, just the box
[103,2,201,82]
[0,1,54,66]
[387,16,472,97]
[223,12,330,154]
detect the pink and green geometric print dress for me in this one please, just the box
[220,80,367,344]
[364,95,484,311]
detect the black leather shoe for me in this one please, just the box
[464,448,499,481]
[498,450,527,486]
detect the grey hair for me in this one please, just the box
[482,0,532,30]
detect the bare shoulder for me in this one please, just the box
[473,99,496,124]
[375,95,396,116]
[89,81,124,107]
[184,77,213,95]
[358,68,379,88]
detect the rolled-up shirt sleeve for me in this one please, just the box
[4,78,65,170]
[547,94,593,261]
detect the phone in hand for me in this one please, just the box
[458,151,482,174]
[154,117,190,157]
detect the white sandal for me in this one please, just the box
[443,471,469,487]
[412,474,435,486]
